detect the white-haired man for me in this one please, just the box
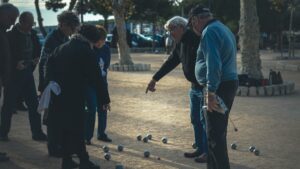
[146,16,208,163]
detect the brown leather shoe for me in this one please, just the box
[194,153,207,163]
[184,150,202,158]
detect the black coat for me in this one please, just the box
[152,29,201,87]
[7,24,41,73]
[46,35,110,132]
[0,25,11,87]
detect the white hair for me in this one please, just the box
[164,16,188,31]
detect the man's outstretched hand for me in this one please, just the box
[145,79,157,94]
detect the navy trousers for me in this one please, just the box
[205,80,238,169]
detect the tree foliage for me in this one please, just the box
[89,0,113,29]
[130,0,174,23]
[45,0,66,12]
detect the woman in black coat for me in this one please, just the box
[45,25,110,169]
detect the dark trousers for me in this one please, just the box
[62,128,89,163]
[205,80,238,169]
[47,121,63,156]
[84,86,108,141]
[0,70,42,137]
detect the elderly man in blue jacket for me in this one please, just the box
[189,4,239,169]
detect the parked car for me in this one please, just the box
[108,32,159,48]
[131,33,159,47]
[144,34,165,48]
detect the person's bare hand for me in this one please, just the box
[16,60,25,70]
[206,92,219,112]
[145,79,157,94]
[102,104,111,112]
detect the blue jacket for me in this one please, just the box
[195,20,238,92]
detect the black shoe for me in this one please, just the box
[17,102,28,111]
[0,135,9,142]
[32,132,47,141]
[79,160,100,169]
[85,140,92,145]
[97,136,112,142]
[194,153,207,163]
[62,158,79,169]
[0,154,9,162]
[184,150,202,158]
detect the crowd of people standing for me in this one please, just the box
[0,2,238,169]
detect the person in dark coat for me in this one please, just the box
[0,2,19,162]
[0,11,46,142]
[45,24,110,169]
[39,11,80,93]
[39,11,80,158]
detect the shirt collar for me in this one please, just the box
[201,19,217,33]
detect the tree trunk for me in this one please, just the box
[103,15,109,31]
[112,0,133,65]
[288,6,294,58]
[34,0,47,37]
[80,0,84,23]
[68,0,77,11]
[239,0,263,79]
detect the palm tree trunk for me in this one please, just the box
[103,15,109,31]
[68,0,77,11]
[239,0,263,79]
[34,0,47,37]
[288,6,294,58]
[112,0,133,65]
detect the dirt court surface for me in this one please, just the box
[0,51,300,169]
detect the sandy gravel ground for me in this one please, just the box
[0,52,299,169]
